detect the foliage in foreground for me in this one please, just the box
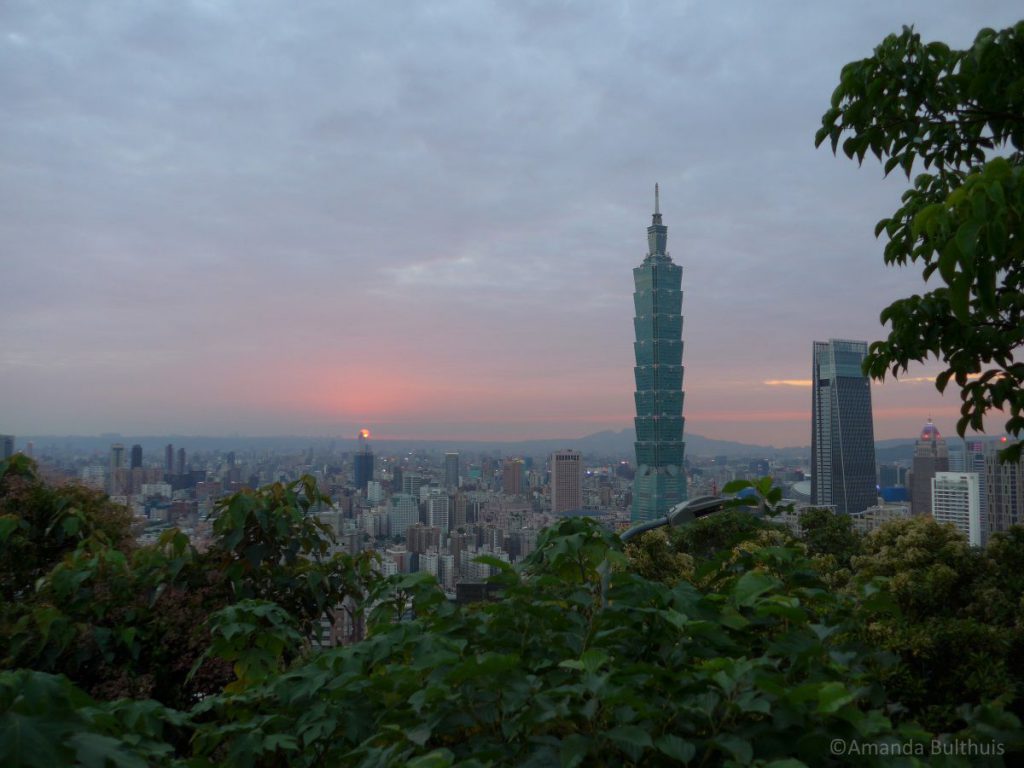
[630,489,1024,736]
[2,459,1024,766]
[816,20,1024,461]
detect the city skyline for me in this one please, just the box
[2,2,1021,446]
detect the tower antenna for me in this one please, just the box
[655,183,660,215]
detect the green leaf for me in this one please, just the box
[714,734,753,763]
[732,570,777,606]
[817,681,856,714]
[955,222,979,260]
[607,725,652,760]
[406,723,432,747]
[0,516,20,543]
[655,734,696,762]
[407,749,455,768]
[948,274,971,321]
[70,732,149,768]
[560,734,591,768]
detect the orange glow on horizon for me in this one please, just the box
[359,428,371,439]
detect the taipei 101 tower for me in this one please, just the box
[631,185,687,523]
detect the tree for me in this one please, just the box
[816,22,1024,461]
[0,454,134,604]
[0,466,378,707]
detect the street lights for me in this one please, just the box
[620,495,730,542]
[601,495,731,607]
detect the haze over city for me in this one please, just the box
[2,0,1020,445]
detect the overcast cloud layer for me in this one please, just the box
[1,1,1020,446]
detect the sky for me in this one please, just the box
[1,1,1020,447]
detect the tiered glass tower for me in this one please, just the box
[632,185,687,523]
[810,339,877,516]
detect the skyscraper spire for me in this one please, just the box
[647,183,667,255]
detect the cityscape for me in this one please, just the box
[2,2,1023,764]
[2,197,1018,608]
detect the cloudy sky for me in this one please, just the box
[1,1,1019,446]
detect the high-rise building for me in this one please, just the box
[353,429,374,492]
[110,443,125,472]
[1,435,14,460]
[911,419,949,516]
[165,444,174,474]
[175,447,187,477]
[811,339,877,516]
[444,452,460,490]
[932,471,982,546]
[551,450,583,515]
[983,438,1022,543]
[878,463,900,488]
[387,494,419,539]
[502,458,524,496]
[130,443,143,470]
[427,491,451,536]
[402,472,427,500]
[367,480,384,505]
[407,523,442,554]
[631,185,687,523]
[109,443,126,495]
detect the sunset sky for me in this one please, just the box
[2,1,1020,447]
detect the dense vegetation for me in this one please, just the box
[2,458,1023,766]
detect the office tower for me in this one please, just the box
[983,439,1022,543]
[878,464,900,487]
[502,458,524,496]
[108,443,126,495]
[444,452,460,490]
[353,429,374,492]
[165,444,174,474]
[130,443,143,470]
[407,523,442,554]
[810,339,878,516]
[110,443,125,472]
[176,447,187,476]
[932,471,982,546]
[367,480,384,505]
[551,449,583,515]
[632,185,687,523]
[427,491,451,536]
[451,492,468,529]
[948,443,966,472]
[1,435,14,460]
[387,494,419,539]
[911,419,949,516]
[402,472,427,500]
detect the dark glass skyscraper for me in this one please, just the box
[353,429,374,493]
[811,339,877,515]
[632,186,687,523]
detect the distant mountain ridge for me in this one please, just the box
[22,429,804,461]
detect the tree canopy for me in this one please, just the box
[816,21,1024,460]
[3,459,1024,765]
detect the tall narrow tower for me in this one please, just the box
[632,185,687,523]
[911,419,949,516]
[811,339,877,515]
